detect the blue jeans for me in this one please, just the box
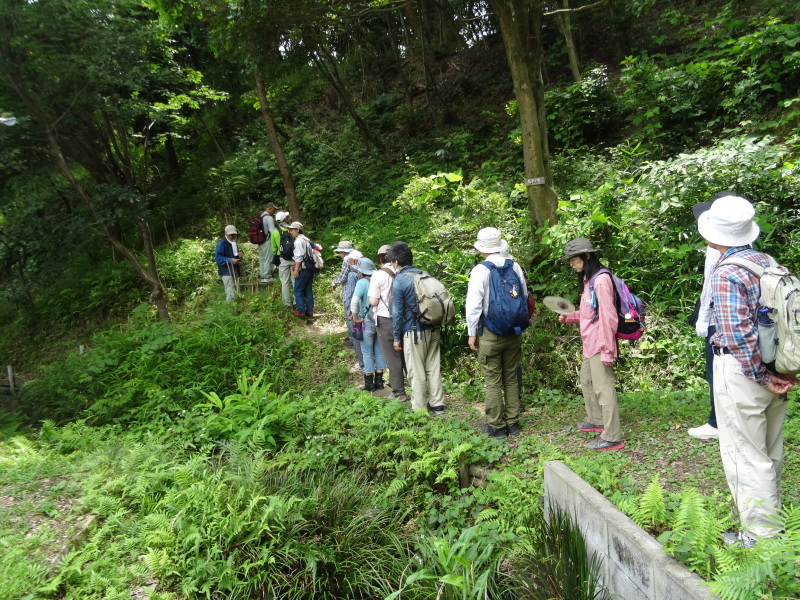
[293,269,314,314]
[361,318,385,373]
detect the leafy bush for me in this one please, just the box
[545,66,621,149]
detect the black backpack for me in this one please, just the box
[279,230,294,260]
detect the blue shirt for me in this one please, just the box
[391,265,430,341]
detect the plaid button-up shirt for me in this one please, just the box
[709,246,772,385]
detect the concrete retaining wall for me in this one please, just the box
[543,460,717,600]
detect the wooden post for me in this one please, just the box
[7,365,14,395]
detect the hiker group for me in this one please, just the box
[333,234,531,430]
[216,192,799,546]
[214,204,322,314]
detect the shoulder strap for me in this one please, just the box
[381,266,396,278]
[587,267,611,287]
[718,254,778,279]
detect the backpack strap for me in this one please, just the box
[718,255,778,278]
[587,269,615,324]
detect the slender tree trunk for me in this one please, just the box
[254,69,302,219]
[311,49,385,152]
[387,11,413,104]
[489,0,558,229]
[5,69,171,320]
[197,111,227,161]
[557,0,582,82]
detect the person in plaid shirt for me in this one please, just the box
[698,194,798,546]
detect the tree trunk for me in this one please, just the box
[556,0,582,83]
[311,48,386,152]
[488,0,558,229]
[254,69,302,219]
[5,68,171,320]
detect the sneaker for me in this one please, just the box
[292,311,306,318]
[393,393,408,402]
[688,423,719,440]
[506,422,521,437]
[482,423,508,439]
[586,437,625,451]
[260,278,274,283]
[426,403,445,416]
[306,312,315,317]
[577,421,604,432]
[723,531,757,549]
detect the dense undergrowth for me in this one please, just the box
[2,2,800,599]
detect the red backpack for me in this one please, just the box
[247,213,267,244]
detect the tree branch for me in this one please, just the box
[544,0,608,17]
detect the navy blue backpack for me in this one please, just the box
[481,259,531,336]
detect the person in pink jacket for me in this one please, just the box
[557,238,624,451]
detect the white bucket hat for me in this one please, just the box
[474,227,504,254]
[697,195,760,247]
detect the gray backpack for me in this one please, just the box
[719,255,800,375]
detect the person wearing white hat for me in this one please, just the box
[258,202,279,283]
[289,222,315,317]
[270,211,294,309]
[214,225,243,302]
[700,194,798,545]
[369,244,408,400]
[466,228,529,439]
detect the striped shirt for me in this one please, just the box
[709,246,772,385]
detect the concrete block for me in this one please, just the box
[608,565,648,600]
[543,461,721,600]
[653,554,715,600]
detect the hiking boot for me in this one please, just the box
[506,422,521,437]
[361,373,375,392]
[373,372,385,390]
[393,393,408,402]
[577,421,604,432]
[723,531,757,549]
[482,423,508,439]
[426,403,445,416]
[688,423,719,440]
[586,437,625,451]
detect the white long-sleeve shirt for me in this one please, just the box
[465,253,527,336]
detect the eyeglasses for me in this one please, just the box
[568,256,582,265]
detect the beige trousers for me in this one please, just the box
[580,353,621,442]
[403,328,443,412]
[714,353,787,539]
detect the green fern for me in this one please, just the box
[632,474,668,528]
